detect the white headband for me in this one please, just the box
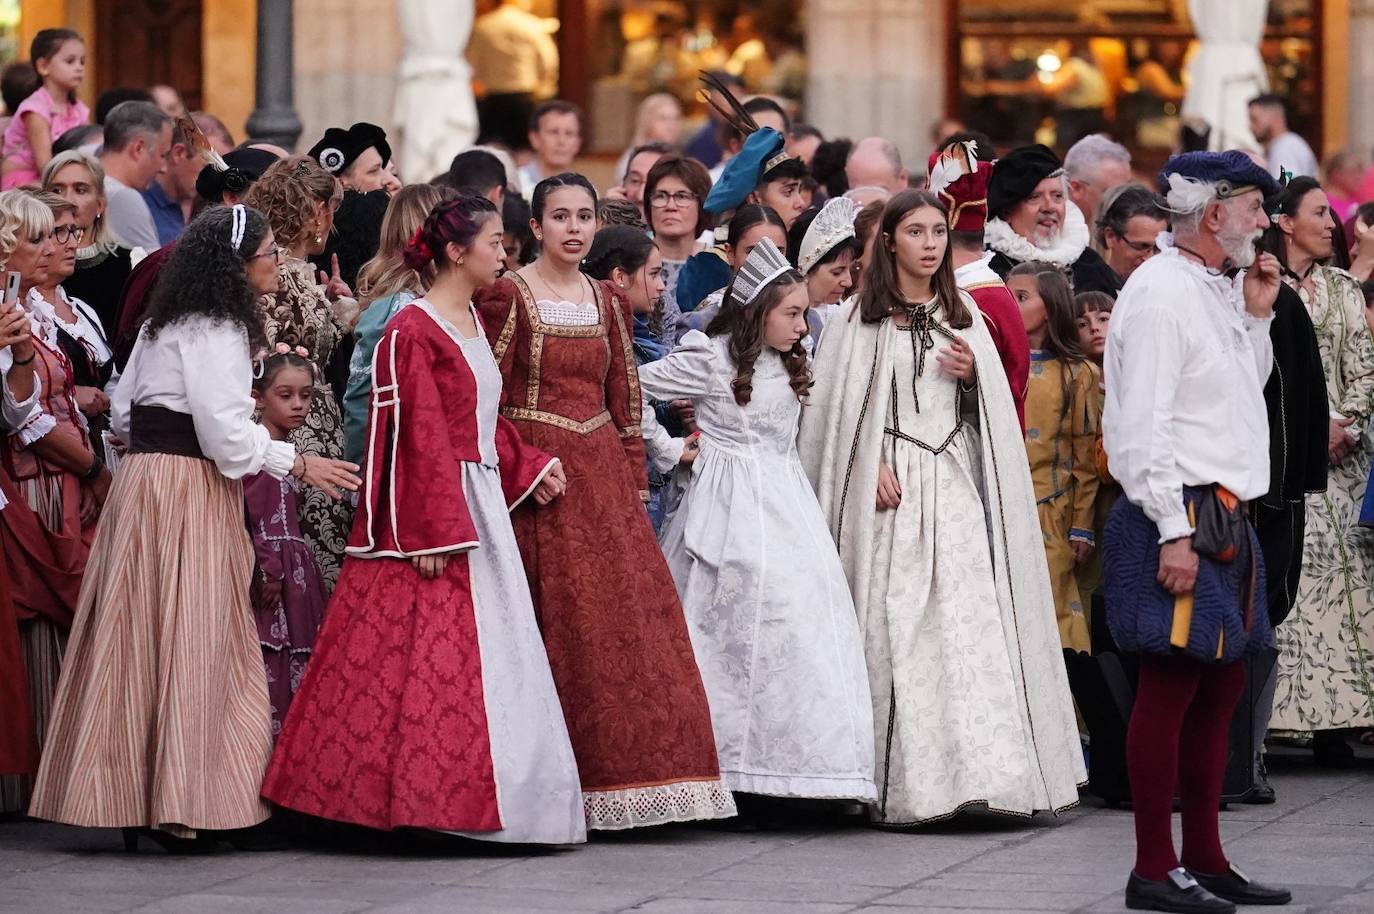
[230,204,247,250]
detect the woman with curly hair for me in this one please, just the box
[28,204,359,852]
[245,155,357,590]
[637,236,876,808]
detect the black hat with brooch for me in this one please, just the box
[307,122,392,176]
[195,146,281,203]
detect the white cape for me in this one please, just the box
[798,298,1085,823]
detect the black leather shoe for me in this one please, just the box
[1126,869,1236,913]
[1191,865,1292,906]
[1243,755,1277,805]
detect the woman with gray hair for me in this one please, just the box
[0,188,104,815]
[40,149,133,335]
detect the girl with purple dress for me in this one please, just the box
[247,345,329,735]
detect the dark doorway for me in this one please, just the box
[95,0,203,110]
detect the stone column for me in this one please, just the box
[246,0,303,149]
[806,0,946,167]
[1348,0,1374,159]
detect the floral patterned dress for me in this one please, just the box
[244,471,327,737]
[1273,265,1374,733]
[258,257,354,591]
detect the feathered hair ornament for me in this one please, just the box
[697,71,791,175]
[176,115,228,173]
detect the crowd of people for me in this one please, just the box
[1,23,1373,914]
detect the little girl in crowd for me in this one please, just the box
[1074,290,1113,366]
[1072,290,1116,616]
[246,346,329,736]
[581,225,699,530]
[637,236,877,806]
[2,29,89,189]
[680,204,787,336]
[1006,262,1101,654]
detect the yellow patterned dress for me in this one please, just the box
[1273,265,1374,733]
[1024,352,1100,653]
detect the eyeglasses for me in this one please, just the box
[649,191,698,209]
[51,225,85,244]
[247,245,283,263]
[1120,237,1158,254]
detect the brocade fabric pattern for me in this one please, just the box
[475,275,735,830]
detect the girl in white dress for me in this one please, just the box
[638,237,877,805]
[799,190,1084,826]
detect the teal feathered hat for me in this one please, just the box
[698,71,798,215]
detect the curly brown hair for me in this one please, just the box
[243,155,338,250]
[705,270,811,406]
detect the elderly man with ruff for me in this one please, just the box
[1102,151,1291,913]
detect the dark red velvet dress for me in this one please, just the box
[476,275,733,829]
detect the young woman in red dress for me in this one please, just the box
[476,173,735,830]
[263,194,587,844]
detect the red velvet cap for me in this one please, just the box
[926,141,992,233]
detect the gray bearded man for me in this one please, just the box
[984,143,1122,296]
[1102,150,1292,913]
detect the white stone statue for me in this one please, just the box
[394,0,479,183]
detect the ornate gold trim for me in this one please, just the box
[511,272,605,339]
[491,289,519,364]
[503,407,612,435]
[605,285,643,426]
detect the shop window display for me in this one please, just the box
[955,0,1318,156]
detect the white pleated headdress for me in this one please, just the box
[796,196,860,276]
[729,236,792,307]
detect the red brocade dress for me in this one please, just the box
[262,301,585,843]
[476,275,734,830]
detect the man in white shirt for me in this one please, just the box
[470,0,559,152]
[518,101,582,194]
[98,101,173,253]
[1103,151,1290,914]
[1247,94,1318,179]
[1063,133,1132,226]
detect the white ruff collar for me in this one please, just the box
[984,202,1090,268]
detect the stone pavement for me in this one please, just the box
[2,749,1372,914]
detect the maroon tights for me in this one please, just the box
[1126,655,1246,881]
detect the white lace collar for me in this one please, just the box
[983,203,1091,269]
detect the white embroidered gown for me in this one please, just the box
[638,330,877,800]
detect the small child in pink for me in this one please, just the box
[2,29,89,189]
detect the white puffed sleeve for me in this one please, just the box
[180,322,296,480]
[1103,297,1192,543]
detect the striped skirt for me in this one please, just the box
[28,453,273,836]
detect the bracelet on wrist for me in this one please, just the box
[80,456,103,482]
[11,348,34,366]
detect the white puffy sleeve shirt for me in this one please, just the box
[1103,243,1273,543]
[113,317,296,480]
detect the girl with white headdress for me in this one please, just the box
[637,237,877,808]
[786,196,862,351]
